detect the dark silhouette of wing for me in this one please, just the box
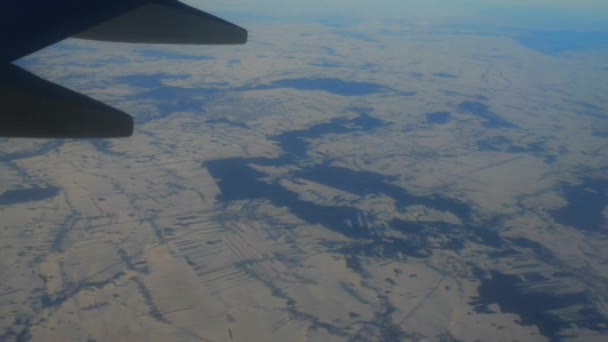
[75,0,247,45]
[0,64,133,138]
[0,0,247,138]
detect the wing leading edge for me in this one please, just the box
[76,0,247,45]
[1,0,247,138]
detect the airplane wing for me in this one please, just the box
[75,0,247,45]
[0,0,247,138]
[0,64,134,138]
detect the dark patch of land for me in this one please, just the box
[206,157,372,239]
[309,62,344,68]
[472,270,608,340]
[206,118,249,129]
[433,73,458,78]
[457,101,517,128]
[204,112,511,267]
[426,111,451,124]
[116,73,222,121]
[237,78,391,97]
[477,136,545,154]
[0,141,64,163]
[0,187,61,205]
[296,165,471,219]
[564,99,606,119]
[552,178,608,233]
[270,112,385,161]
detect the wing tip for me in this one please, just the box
[238,28,249,44]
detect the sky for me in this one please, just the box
[187,0,608,30]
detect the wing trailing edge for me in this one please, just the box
[0,64,133,138]
[0,0,247,138]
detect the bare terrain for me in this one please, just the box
[1,18,608,341]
